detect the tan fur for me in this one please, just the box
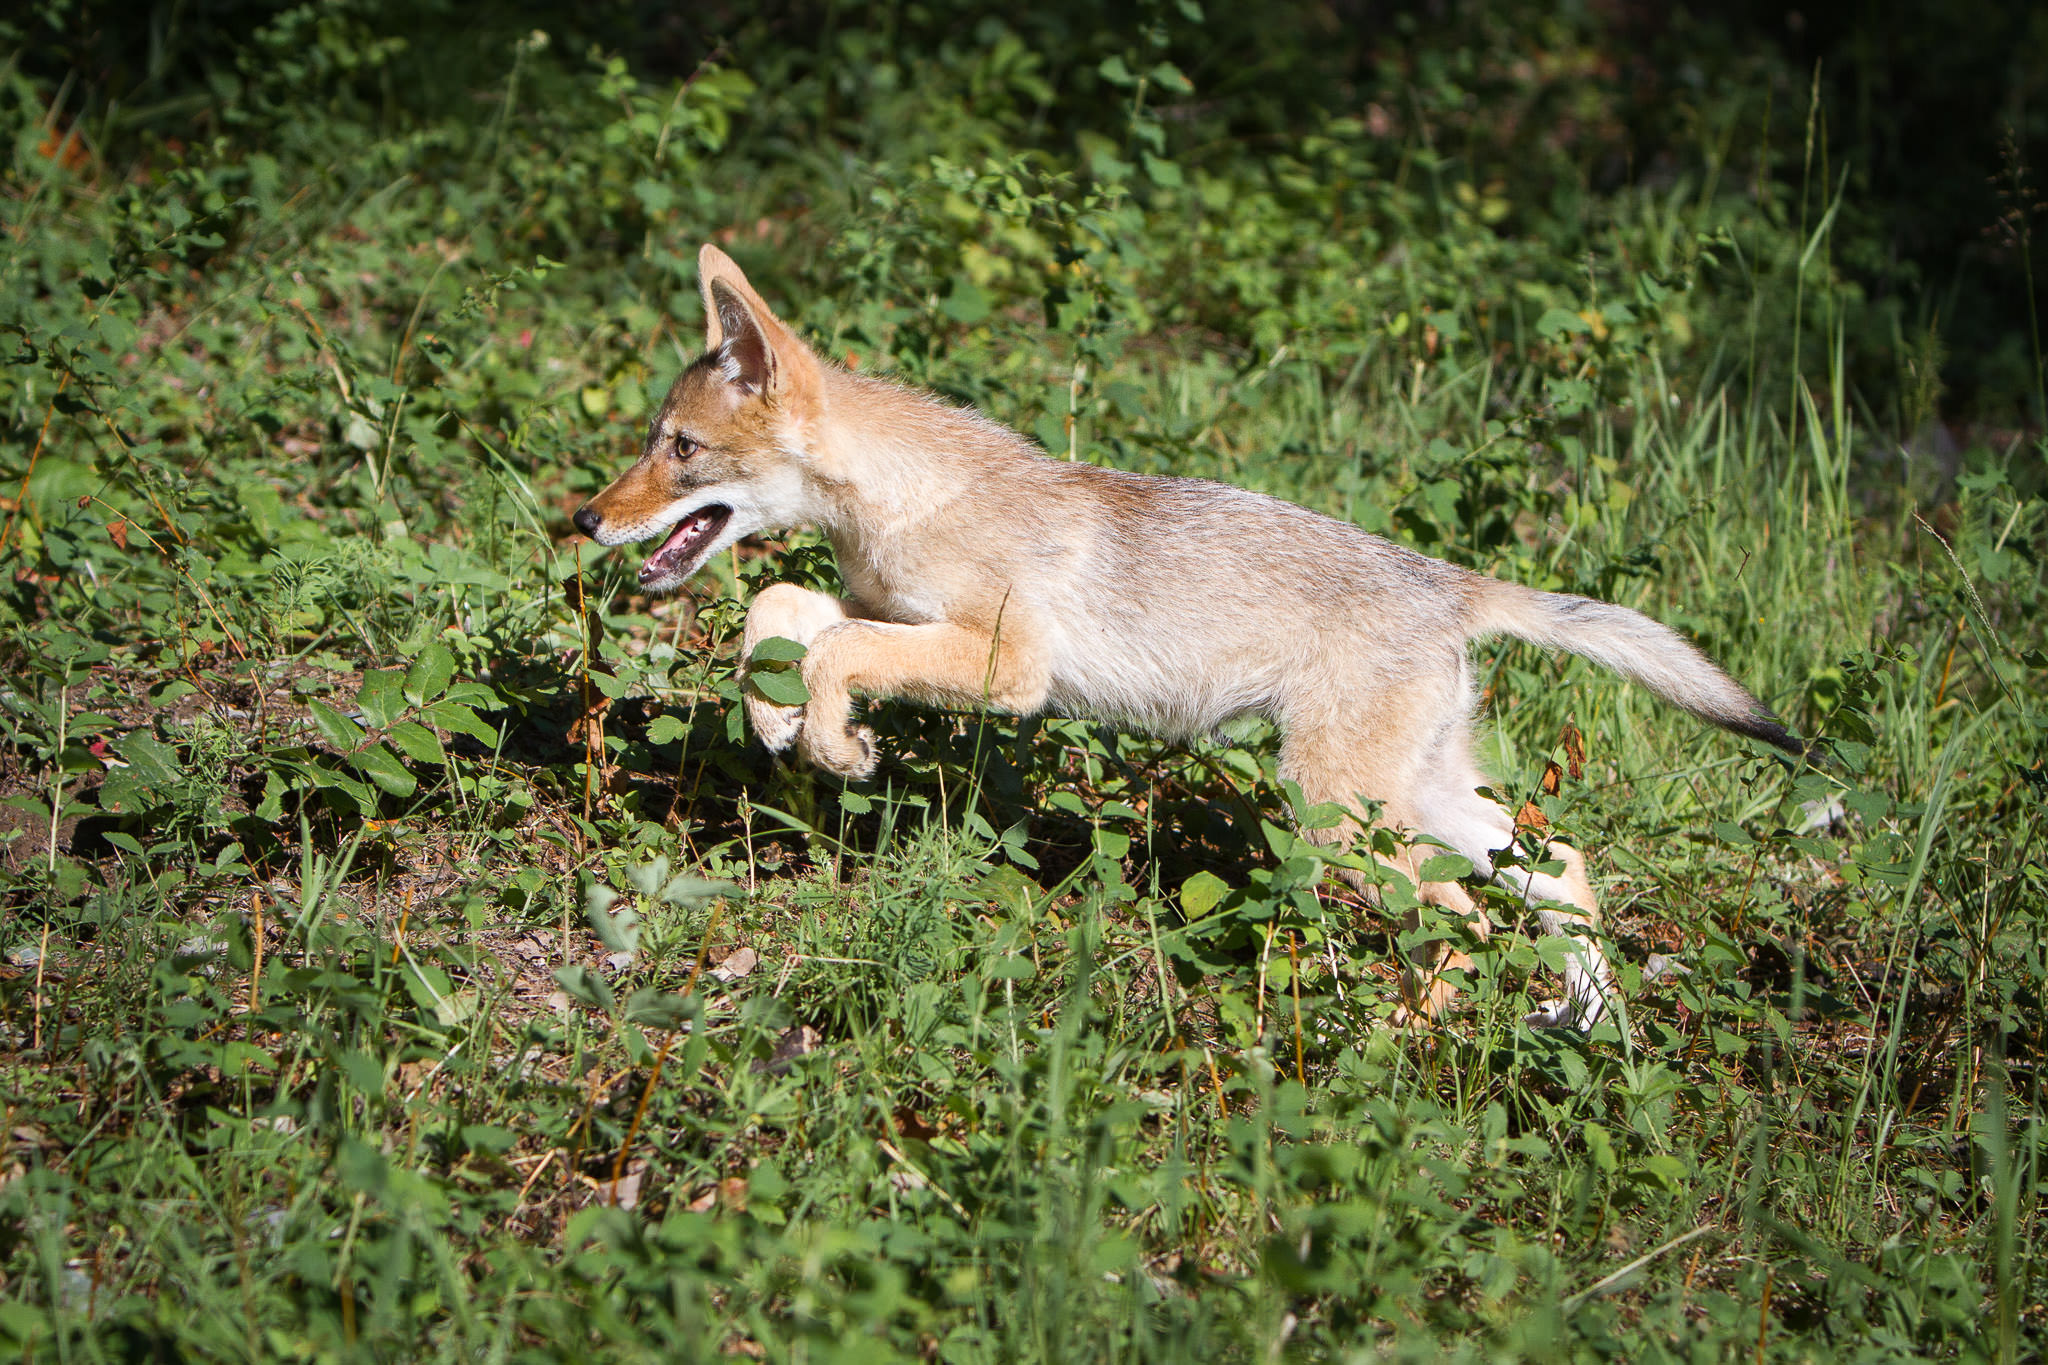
[575,244,1799,1033]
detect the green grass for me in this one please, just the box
[3,6,2045,1361]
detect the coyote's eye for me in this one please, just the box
[673,434,701,460]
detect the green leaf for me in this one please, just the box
[748,636,809,665]
[423,699,498,744]
[1141,153,1183,187]
[748,668,810,707]
[646,714,689,744]
[348,740,417,796]
[587,669,632,700]
[404,643,456,707]
[112,730,181,788]
[442,681,503,709]
[1631,1153,1691,1193]
[939,280,990,325]
[1418,852,1474,883]
[658,874,735,907]
[1181,871,1229,918]
[1097,54,1134,86]
[387,721,447,767]
[401,961,454,1012]
[625,856,670,896]
[587,897,640,956]
[356,669,404,730]
[624,988,699,1029]
[308,699,364,752]
[1536,307,1589,340]
[1148,60,1193,94]
[149,678,198,707]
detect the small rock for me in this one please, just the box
[601,1160,647,1209]
[711,947,758,982]
[1797,798,1847,834]
[751,1024,821,1076]
[1643,954,1692,984]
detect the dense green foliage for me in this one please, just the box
[2,2,2044,1360]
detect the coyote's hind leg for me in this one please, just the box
[1276,721,1493,1028]
[1413,769,1614,1032]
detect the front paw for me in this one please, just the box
[745,690,805,754]
[799,721,878,781]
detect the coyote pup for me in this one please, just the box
[574,245,1799,1031]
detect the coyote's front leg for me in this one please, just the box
[740,584,855,756]
[790,616,1051,780]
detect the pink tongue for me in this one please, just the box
[645,514,706,577]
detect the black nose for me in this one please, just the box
[572,505,602,537]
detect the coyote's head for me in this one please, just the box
[572,245,824,592]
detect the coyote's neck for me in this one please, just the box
[811,367,1031,535]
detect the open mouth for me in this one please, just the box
[639,504,732,586]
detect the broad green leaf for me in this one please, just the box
[308,699,364,752]
[625,856,669,896]
[748,668,809,707]
[387,721,447,767]
[939,280,989,324]
[423,700,498,744]
[356,669,404,730]
[401,961,454,1012]
[442,681,502,709]
[1418,853,1474,883]
[403,643,456,707]
[657,874,734,907]
[587,897,640,955]
[646,714,689,744]
[1180,871,1229,917]
[305,759,377,815]
[748,636,808,664]
[1148,60,1193,93]
[348,740,416,796]
[112,730,181,788]
[624,988,699,1029]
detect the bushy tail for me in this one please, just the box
[1471,581,1803,755]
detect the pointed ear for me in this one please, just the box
[698,243,745,351]
[707,279,775,393]
[696,243,815,400]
